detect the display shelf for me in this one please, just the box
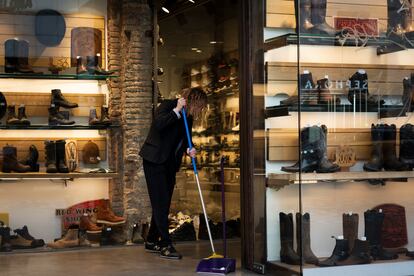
[264,33,409,55]
[267,256,414,276]
[267,171,414,187]
[192,129,239,137]
[0,172,119,180]
[0,73,118,80]
[0,124,121,130]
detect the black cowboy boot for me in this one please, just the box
[382,124,408,171]
[44,140,58,173]
[100,106,111,125]
[4,39,18,73]
[317,125,340,173]
[56,140,69,173]
[6,105,19,125]
[296,213,319,265]
[279,212,301,265]
[337,239,371,265]
[23,145,39,172]
[400,123,414,168]
[309,0,337,36]
[17,105,30,125]
[364,124,384,172]
[76,56,87,74]
[86,54,115,75]
[343,213,359,252]
[89,108,100,125]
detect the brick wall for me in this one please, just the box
[107,0,153,240]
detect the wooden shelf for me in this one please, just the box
[0,73,118,80]
[0,172,119,180]
[267,171,414,187]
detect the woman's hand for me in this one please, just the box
[187,147,196,158]
[174,97,186,113]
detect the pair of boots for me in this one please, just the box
[2,145,38,173]
[281,125,340,173]
[294,0,338,36]
[47,225,92,249]
[6,105,30,125]
[279,212,318,265]
[76,54,115,75]
[363,124,409,172]
[4,39,40,74]
[89,106,111,126]
[48,89,78,126]
[45,140,69,173]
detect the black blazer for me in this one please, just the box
[139,99,193,171]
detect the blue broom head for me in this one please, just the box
[196,258,236,274]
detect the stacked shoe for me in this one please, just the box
[48,89,77,126]
[44,140,69,173]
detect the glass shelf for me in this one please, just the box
[0,172,119,180]
[0,124,121,130]
[0,73,119,80]
[192,129,239,137]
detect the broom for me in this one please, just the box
[182,108,236,274]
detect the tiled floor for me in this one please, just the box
[0,240,258,276]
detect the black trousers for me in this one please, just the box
[143,155,177,247]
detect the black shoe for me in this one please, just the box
[160,244,182,260]
[145,242,161,253]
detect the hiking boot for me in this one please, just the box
[160,244,182,260]
[23,145,39,172]
[10,233,36,249]
[55,140,69,173]
[48,105,75,125]
[17,105,30,125]
[51,89,78,109]
[79,213,102,234]
[2,145,31,173]
[6,105,19,125]
[97,199,125,225]
[0,226,12,252]
[88,108,100,125]
[14,225,44,247]
[145,241,161,253]
[100,106,111,125]
[47,226,79,249]
[44,140,58,173]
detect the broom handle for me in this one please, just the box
[220,156,227,258]
[182,108,216,254]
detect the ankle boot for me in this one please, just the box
[16,40,37,74]
[337,238,371,265]
[56,140,69,173]
[89,108,100,125]
[364,210,398,260]
[86,54,115,75]
[6,105,19,125]
[79,213,102,234]
[4,39,18,73]
[318,237,349,267]
[2,145,31,173]
[45,140,58,173]
[279,212,301,265]
[317,125,340,173]
[300,72,318,105]
[281,126,320,173]
[23,145,39,172]
[343,213,358,252]
[309,0,337,36]
[400,124,414,168]
[294,0,313,34]
[97,199,125,225]
[76,56,87,74]
[47,226,79,249]
[348,71,369,104]
[51,89,78,109]
[17,105,30,125]
[0,226,12,252]
[364,124,384,172]
[48,105,75,125]
[100,106,111,125]
[296,213,318,265]
[383,124,408,171]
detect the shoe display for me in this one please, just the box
[44,140,58,173]
[51,89,78,109]
[160,244,182,260]
[6,105,20,125]
[96,199,125,225]
[343,213,358,252]
[13,226,44,247]
[364,210,398,260]
[56,140,69,173]
[79,213,102,234]
[399,123,414,169]
[23,145,39,172]
[47,226,80,249]
[279,212,301,265]
[317,237,349,267]
[2,145,31,173]
[336,238,371,265]
[0,226,12,252]
[89,108,100,125]
[48,105,75,125]
[17,105,30,125]
[296,213,319,265]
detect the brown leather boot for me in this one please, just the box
[6,105,19,125]
[2,145,31,173]
[88,109,100,125]
[47,227,79,249]
[97,200,125,225]
[296,213,319,265]
[100,106,111,125]
[80,213,102,234]
[10,233,36,249]
[343,213,358,252]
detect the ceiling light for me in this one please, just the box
[162,7,170,13]
[162,0,176,14]
[196,49,202,53]
[191,47,198,51]
[188,0,195,2]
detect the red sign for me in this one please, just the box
[56,199,105,230]
[334,17,379,37]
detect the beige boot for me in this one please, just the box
[10,233,35,249]
[47,228,79,249]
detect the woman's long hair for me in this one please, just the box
[181,87,208,119]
